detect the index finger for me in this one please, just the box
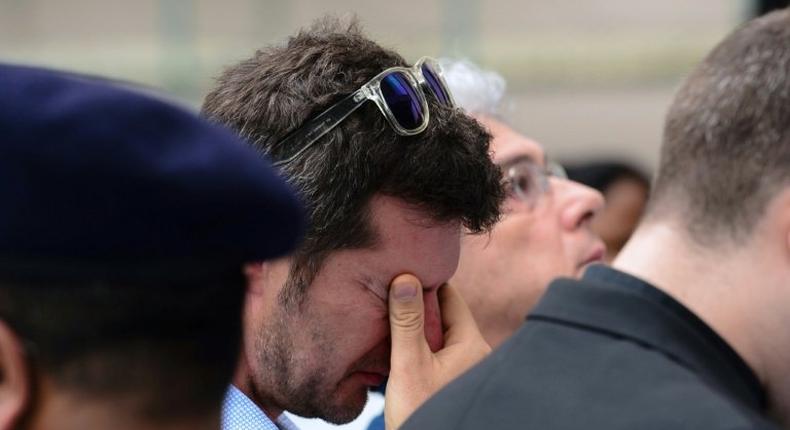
[438,283,482,347]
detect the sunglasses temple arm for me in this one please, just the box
[271,91,366,167]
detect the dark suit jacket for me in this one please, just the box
[403,265,779,429]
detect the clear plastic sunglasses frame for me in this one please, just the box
[271,57,454,167]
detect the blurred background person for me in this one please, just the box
[565,161,651,261]
[0,64,304,430]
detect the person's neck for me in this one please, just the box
[232,355,284,422]
[613,219,790,426]
[479,320,513,350]
[29,391,220,430]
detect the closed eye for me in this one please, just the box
[357,277,388,304]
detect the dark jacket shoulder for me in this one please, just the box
[404,272,776,430]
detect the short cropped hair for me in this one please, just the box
[0,274,244,421]
[651,9,790,244]
[202,19,503,302]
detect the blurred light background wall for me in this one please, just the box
[0,0,770,171]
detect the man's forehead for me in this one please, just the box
[359,195,461,287]
[477,116,545,166]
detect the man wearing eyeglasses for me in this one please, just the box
[440,58,606,349]
[201,19,503,429]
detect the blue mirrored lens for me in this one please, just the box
[380,72,424,130]
[421,63,451,106]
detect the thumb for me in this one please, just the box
[388,273,429,367]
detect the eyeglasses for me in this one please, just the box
[271,57,454,167]
[503,158,567,209]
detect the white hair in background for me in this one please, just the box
[439,58,507,117]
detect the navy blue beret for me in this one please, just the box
[0,63,305,282]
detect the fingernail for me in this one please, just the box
[393,281,418,301]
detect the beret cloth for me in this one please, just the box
[0,63,305,281]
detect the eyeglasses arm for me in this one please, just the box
[271,91,367,167]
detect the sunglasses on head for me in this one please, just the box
[271,56,454,167]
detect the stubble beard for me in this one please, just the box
[252,305,366,424]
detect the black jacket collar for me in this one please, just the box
[529,264,766,413]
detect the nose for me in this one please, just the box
[556,178,605,231]
[422,289,444,352]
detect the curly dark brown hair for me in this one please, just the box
[202,18,503,301]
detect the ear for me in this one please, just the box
[243,258,293,297]
[772,190,790,245]
[243,262,267,296]
[765,188,790,263]
[0,320,29,430]
[784,199,790,259]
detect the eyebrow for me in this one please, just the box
[497,154,538,170]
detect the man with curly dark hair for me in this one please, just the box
[202,19,503,429]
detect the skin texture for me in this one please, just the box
[451,116,606,348]
[236,195,459,424]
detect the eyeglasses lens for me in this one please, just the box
[380,72,424,130]
[420,63,452,106]
[547,161,568,180]
[507,162,546,207]
[512,169,534,200]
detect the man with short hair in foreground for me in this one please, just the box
[403,8,790,429]
[0,64,304,430]
[201,19,503,429]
